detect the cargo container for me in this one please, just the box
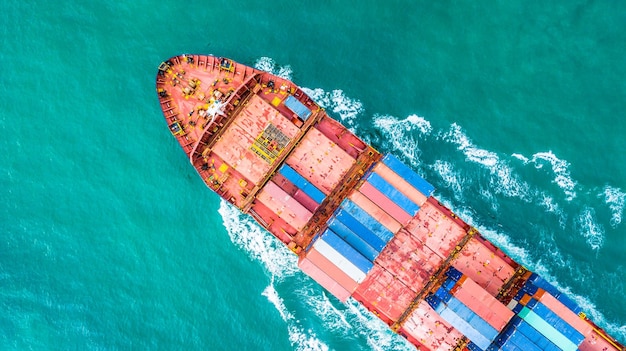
[339,199,394,244]
[365,172,420,215]
[347,190,402,233]
[358,181,413,224]
[332,208,387,251]
[400,300,465,351]
[278,164,326,203]
[518,307,578,351]
[326,215,380,262]
[372,162,428,206]
[381,154,435,197]
[298,256,351,302]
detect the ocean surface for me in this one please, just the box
[1,1,625,350]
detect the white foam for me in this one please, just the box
[254,57,293,80]
[511,153,529,163]
[431,160,463,196]
[443,123,499,167]
[219,200,328,350]
[441,124,532,201]
[302,88,363,125]
[218,200,298,278]
[371,114,425,164]
[530,151,577,201]
[600,185,625,227]
[262,283,329,351]
[539,193,567,228]
[576,206,605,251]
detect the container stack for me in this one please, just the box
[298,154,435,302]
[422,267,514,350]
[489,273,591,351]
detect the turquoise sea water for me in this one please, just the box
[2,1,625,349]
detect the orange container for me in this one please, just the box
[372,163,428,206]
[452,277,514,331]
[298,256,351,302]
[358,182,412,224]
[257,181,312,231]
[306,247,358,293]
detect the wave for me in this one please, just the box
[514,151,578,201]
[440,123,532,202]
[575,206,605,251]
[600,185,625,227]
[371,114,430,165]
[302,88,363,127]
[219,200,328,350]
[431,160,464,197]
[254,57,293,80]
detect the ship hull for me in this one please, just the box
[156,54,624,351]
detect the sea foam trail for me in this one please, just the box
[219,201,410,350]
[219,201,327,351]
[371,114,431,165]
[600,185,626,227]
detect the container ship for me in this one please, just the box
[155,54,624,351]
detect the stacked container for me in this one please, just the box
[424,267,513,350]
[491,273,590,351]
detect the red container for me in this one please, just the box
[358,182,412,224]
[405,201,467,259]
[306,247,358,293]
[352,264,415,323]
[535,290,593,337]
[373,163,428,206]
[400,300,464,351]
[375,229,442,293]
[452,276,514,331]
[348,190,402,234]
[451,237,516,296]
[257,181,312,231]
[298,256,351,302]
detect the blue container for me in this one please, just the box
[512,301,524,314]
[382,154,436,196]
[556,294,583,315]
[439,306,491,350]
[445,266,463,281]
[321,229,373,274]
[339,199,394,243]
[334,208,386,251]
[517,320,561,351]
[425,293,442,311]
[528,273,560,297]
[327,215,379,262]
[284,95,312,120]
[434,286,453,303]
[442,277,456,291]
[447,297,499,341]
[506,328,543,351]
[526,298,538,309]
[520,280,539,296]
[466,341,484,351]
[531,302,585,345]
[366,173,420,215]
[279,164,326,203]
